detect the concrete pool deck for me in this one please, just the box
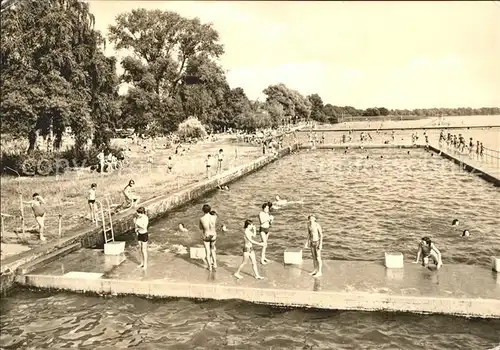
[17,248,500,318]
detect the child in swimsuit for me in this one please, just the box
[123,180,140,208]
[205,155,212,178]
[88,183,97,222]
[258,202,273,265]
[234,219,265,279]
[217,149,224,173]
[27,193,46,241]
[167,156,173,173]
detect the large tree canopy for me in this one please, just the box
[108,9,228,133]
[0,0,119,152]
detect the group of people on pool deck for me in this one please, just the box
[198,200,324,279]
[134,197,462,274]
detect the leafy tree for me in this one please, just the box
[0,0,118,153]
[308,93,326,122]
[263,83,311,123]
[108,9,225,132]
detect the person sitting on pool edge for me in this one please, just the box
[413,237,443,270]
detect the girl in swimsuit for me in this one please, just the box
[27,193,46,241]
[234,220,265,279]
[123,180,140,208]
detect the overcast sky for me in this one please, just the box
[89,1,500,109]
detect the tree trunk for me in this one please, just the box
[27,130,37,154]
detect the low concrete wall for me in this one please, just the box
[0,145,297,294]
[428,145,500,186]
[20,275,500,318]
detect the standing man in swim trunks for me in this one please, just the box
[234,219,265,279]
[216,149,224,173]
[134,207,149,269]
[304,215,323,277]
[199,204,217,271]
[258,202,273,265]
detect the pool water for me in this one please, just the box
[2,147,500,349]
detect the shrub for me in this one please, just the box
[0,145,123,177]
[177,116,208,141]
[0,150,68,176]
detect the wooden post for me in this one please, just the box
[19,194,24,218]
[58,214,62,238]
[1,215,4,238]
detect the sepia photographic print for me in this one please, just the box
[0,1,499,349]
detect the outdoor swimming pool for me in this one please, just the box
[1,147,499,349]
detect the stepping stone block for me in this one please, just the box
[385,252,404,268]
[104,241,125,256]
[190,247,206,259]
[492,257,500,273]
[284,248,303,265]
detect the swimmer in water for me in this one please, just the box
[178,223,188,232]
[217,185,229,191]
[274,195,287,207]
[304,215,323,277]
[258,202,273,264]
[452,219,459,226]
[199,204,217,271]
[461,229,470,237]
[414,237,443,270]
[234,219,265,280]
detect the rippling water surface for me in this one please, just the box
[2,147,500,349]
[153,148,500,266]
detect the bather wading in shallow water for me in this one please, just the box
[234,219,265,280]
[413,237,443,270]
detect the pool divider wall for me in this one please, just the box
[18,274,500,318]
[0,145,297,295]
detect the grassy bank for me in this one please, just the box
[0,136,267,258]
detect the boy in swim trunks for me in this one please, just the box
[258,202,273,265]
[234,219,265,279]
[216,149,224,173]
[88,183,97,222]
[304,215,323,277]
[25,193,47,241]
[199,204,217,271]
[167,156,173,173]
[134,207,149,269]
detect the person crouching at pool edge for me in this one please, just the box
[134,207,149,270]
[413,237,443,270]
[304,215,323,277]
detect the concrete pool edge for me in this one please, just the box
[0,144,298,294]
[16,274,500,319]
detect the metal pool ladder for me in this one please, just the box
[96,198,115,244]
